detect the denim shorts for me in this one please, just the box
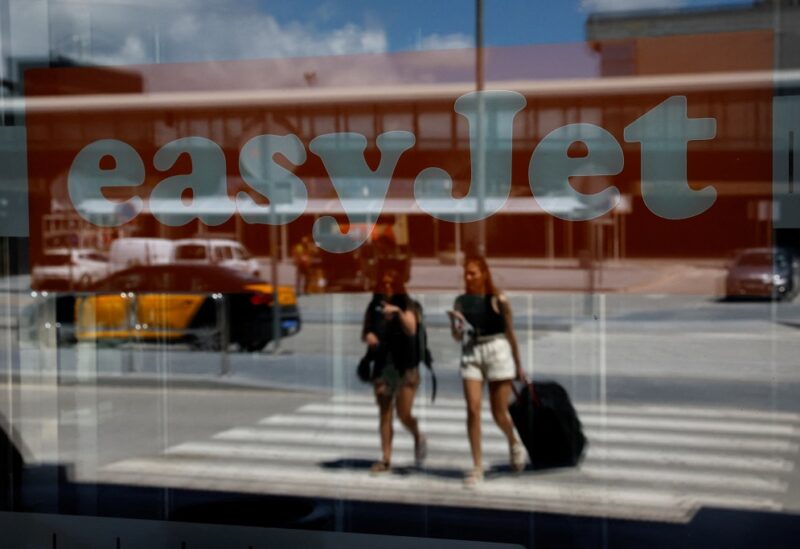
[373,363,420,403]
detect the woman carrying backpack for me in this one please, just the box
[362,266,427,473]
[448,255,526,485]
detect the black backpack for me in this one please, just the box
[357,300,436,402]
[412,300,437,402]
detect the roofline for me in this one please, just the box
[586,2,766,26]
[8,69,797,115]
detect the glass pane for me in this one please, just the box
[2,0,799,546]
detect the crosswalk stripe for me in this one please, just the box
[272,404,800,453]
[588,447,791,471]
[329,394,800,423]
[577,464,786,492]
[298,402,800,432]
[100,457,693,522]
[588,430,798,453]
[223,422,800,453]
[99,456,784,523]
[258,412,800,438]
[212,427,792,473]
[161,444,784,496]
[576,403,800,423]
[177,434,795,474]
[552,416,795,436]
[98,393,800,524]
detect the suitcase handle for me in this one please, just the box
[511,373,540,406]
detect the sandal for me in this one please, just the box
[510,441,526,472]
[370,460,391,474]
[414,434,428,467]
[463,466,484,487]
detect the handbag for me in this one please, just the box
[356,353,373,383]
[356,346,381,383]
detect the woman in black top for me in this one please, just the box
[448,256,525,485]
[362,267,426,473]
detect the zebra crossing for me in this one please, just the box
[98,394,800,523]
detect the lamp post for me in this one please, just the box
[475,0,487,258]
[0,0,10,126]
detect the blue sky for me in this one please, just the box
[259,0,758,51]
[10,0,760,66]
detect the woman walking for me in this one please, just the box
[448,256,526,485]
[362,266,427,473]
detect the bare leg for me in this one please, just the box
[488,380,517,444]
[489,380,524,471]
[463,379,484,469]
[395,383,420,440]
[376,392,394,466]
[396,381,427,465]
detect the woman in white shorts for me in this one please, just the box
[448,256,525,485]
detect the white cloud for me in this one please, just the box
[4,1,485,91]
[580,0,687,12]
[417,33,473,51]
[9,0,388,67]
[8,0,50,58]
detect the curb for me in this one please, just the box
[13,372,328,393]
[299,312,576,332]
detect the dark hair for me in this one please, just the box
[464,255,497,295]
[373,264,407,296]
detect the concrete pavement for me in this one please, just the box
[405,257,728,294]
[86,391,800,524]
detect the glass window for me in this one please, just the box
[2,0,799,546]
[175,245,208,260]
[213,246,232,262]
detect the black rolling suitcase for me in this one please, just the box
[509,382,587,470]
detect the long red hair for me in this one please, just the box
[464,255,498,295]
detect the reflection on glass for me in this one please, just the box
[1,0,799,546]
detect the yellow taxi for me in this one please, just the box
[45,264,300,351]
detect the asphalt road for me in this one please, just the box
[8,292,799,397]
[3,378,800,527]
[2,292,800,529]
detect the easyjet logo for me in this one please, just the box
[67,91,716,253]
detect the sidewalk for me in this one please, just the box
[407,257,727,294]
[0,256,727,295]
[0,258,731,333]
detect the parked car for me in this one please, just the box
[174,238,261,278]
[108,238,175,273]
[31,248,109,290]
[22,264,300,351]
[725,247,800,301]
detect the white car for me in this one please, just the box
[173,238,261,278]
[108,237,176,273]
[32,248,110,290]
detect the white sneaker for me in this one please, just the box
[510,441,526,472]
[464,466,484,487]
[414,434,428,468]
